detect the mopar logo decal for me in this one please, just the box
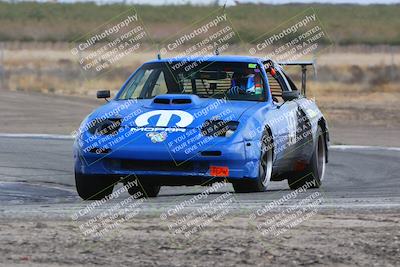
[133,110,194,132]
[135,110,194,127]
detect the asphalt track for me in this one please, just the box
[0,135,399,219]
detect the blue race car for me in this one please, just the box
[74,56,329,200]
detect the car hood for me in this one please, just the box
[89,94,261,129]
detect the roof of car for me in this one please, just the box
[146,55,270,64]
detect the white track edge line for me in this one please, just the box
[0,133,74,140]
[330,145,400,151]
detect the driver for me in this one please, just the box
[228,72,256,95]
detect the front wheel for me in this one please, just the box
[75,173,117,200]
[233,131,273,193]
[288,125,326,190]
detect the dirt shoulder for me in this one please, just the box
[1,89,399,147]
[0,210,399,267]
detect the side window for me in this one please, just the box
[266,72,285,103]
[284,74,299,91]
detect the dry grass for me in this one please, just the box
[1,44,399,127]
[308,81,400,127]
[1,3,400,45]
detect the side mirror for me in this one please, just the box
[282,90,300,101]
[97,90,110,100]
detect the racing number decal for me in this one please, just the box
[286,109,297,145]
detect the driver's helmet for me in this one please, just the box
[231,73,255,94]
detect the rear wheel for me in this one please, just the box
[75,173,116,200]
[288,125,326,190]
[233,131,273,193]
[127,181,161,198]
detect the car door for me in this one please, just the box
[266,68,300,172]
[282,70,316,168]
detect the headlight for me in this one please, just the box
[88,118,122,135]
[201,120,239,137]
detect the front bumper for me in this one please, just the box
[74,128,261,183]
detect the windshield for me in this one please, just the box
[116,61,265,101]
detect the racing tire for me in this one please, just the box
[127,181,161,198]
[288,125,326,190]
[75,173,116,200]
[232,131,273,193]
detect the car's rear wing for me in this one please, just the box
[278,61,315,97]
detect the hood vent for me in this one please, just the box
[153,97,193,105]
[172,98,192,104]
[150,94,200,108]
[153,98,170,104]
